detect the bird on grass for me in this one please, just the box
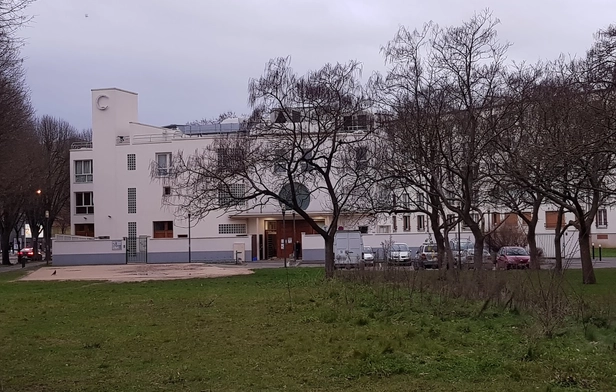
[52,270,56,276]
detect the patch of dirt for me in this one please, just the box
[20,263,254,282]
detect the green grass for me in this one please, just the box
[0,267,615,391]
[594,247,616,258]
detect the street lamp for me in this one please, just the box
[188,213,192,263]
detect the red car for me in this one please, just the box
[17,248,43,263]
[496,247,530,270]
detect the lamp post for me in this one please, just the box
[292,211,296,262]
[45,210,50,265]
[188,213,192,263]
[282,209,287,268]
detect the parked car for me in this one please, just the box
[415,242,439,269]
[496,246,530,270]
[451,241,490,268]
[362,246,375,265]
[388,243,411,264]
[18,248,42,263]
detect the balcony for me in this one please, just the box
[70,141,92,150]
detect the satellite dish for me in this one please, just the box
[279,182,310,210]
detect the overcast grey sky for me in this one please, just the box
[19,0,615,130]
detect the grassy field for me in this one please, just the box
[0,267,615,391]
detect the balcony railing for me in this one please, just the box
[70,141,92,150]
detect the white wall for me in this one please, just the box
[54,239,122,255]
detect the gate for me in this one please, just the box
[125,235,148,263]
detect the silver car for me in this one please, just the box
[388,243,411,264]
[362,246,375,265]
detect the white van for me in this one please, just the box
[333,230,364,268]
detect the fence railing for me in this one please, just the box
[54,235,96,242]
[70,141,92,150]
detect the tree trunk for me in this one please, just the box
[553,207,565,273]
[431,224,445,269]
[324,235,335,279]
[1,232,11,265]
[578,225,596,284]
[470,226,484,270]
[527,224,540,270]
[554,230,563,273]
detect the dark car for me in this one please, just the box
[496,247,530,270]
[18,248,42,263]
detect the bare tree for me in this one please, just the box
[157,58,378,278]
[24,116,78,261]
[0,0,36,264]
[378,11,513,270]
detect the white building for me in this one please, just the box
[54,88,615,265]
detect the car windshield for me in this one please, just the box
[392,244,408,251]
[363,246,373,253]
[505,247,528,256]
[423,246,436,253]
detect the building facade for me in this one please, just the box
[57,88,616,265]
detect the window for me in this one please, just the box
[127,154,136,170]
[545,211,564,229]
[358,226,369,233]
[401,193,410,209]
[377,225,391,234]
[273,150,286,174]
[447,214,456,225]
[218,183,246,207]
[355,146,369,170]
[417,192,425,207]
[343,114,369,131]
[392,216,398,232]
[273,109,301,124]
[75,192,94,214]
[417,215,425,231]
[492,212,501,226]
[153,221,173,238]
[217,148,245,172]
[75,160,93,183]
[163,186,171,196]
[299,150,314,173]
[128,188,136,214]
[218,223,247,234]
[403,215,411,231]
[155,152,172,176]
[596,208,608,228]
[74,223,94,237]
